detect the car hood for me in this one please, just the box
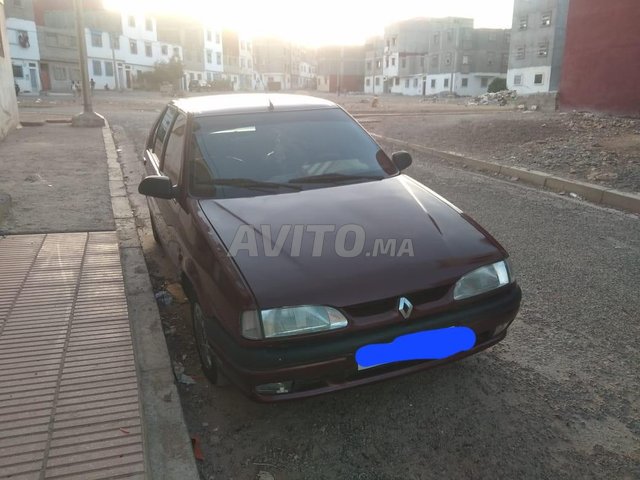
[199,175,503,309]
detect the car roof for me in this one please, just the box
[171,93,338,116]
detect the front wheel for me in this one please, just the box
[192,301,227,386]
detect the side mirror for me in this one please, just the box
[392,151,412,171]
[138,175,176,199]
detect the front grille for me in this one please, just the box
[342,285,451,317]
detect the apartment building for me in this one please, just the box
[156,15,206,88]
[506,0,570,95]
[252,37,291,91]
[367,17,509,97]
[559,0,640,114]
[316,45,364,93]
[203,25,223,83]
[5,0,41,93]
[363,36,384,94]
[221,30,255,90]
[1,0,19,140]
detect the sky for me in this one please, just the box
[103,0,515,47]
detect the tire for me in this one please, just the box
[192,301,228,386]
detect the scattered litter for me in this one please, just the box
[165,283,188,304]
[569,192,581,199]
[257,471,275,480]
[154,290,173,306]
[468,90,516,106]
[173,361,197,384]
[191,435,205,461]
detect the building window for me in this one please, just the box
[391,57,395,66]
[445,53,452,65]
[366,78,371,86]
[534,74,544,84]
[462,55,469,65]
[541,12,552,26]
[447,30,453,43]
[145,43,152,57]
[366,60,372,72]
[519,16,528,30]
[375,77,380,86]
[111,35,120,50]
[173,47,180,57]
[433,33,440,46]
[394,77,399,86]
[13,64,24,77]
[404,78,409,88]
[385,58,389,68]
[537,43,549,57]
[514,74,522,86]
[91,32,102,48]
[206,30,212,42]
[516,47,525,60]
[216,52,222,65]
[128,16,135,28]
[444,78,450,88]
[413,78,418,87]
[215,33,221,44]
[130,40,138,54]
[481,77,489,87]
[376,59,381,68]
[401,57,406,68]
[431,79,436,88]
[52,66,66,81]
[206,50,212,63]
[391,36,397,46]
[92,60,101,75]
[161,45,168,55]
[461,78,468,87]
[105,61,114,76]
[487,52,495,66]
[145,18,153,31]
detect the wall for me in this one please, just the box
[0,0,20,140]
[508,65,553,94]
[559,0,640,114]
[6,18,41,93]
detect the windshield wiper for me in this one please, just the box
[288,173,385,184]
[208,178,302,191]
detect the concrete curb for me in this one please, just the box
[102,122,200,480]
[372,133,640,214]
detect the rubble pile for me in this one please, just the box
[468,90,517,106]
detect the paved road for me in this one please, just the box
[104,105,639,480]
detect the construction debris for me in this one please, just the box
[468,90,517,106]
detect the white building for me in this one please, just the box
[87,12,181,90]
[203,26,223,82]
[6,17,40,93]
[1,0,19,140]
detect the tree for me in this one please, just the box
[487,77,507,93]
[139,58,184,90]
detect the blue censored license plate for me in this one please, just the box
[355,326,476,370]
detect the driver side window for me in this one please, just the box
[162,113,187,184]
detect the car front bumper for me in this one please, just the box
[210,284,522,401]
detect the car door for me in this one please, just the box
[155,111,188,269]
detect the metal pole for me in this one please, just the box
[71,0,104,126]
[110,32,120,91]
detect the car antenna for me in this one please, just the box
[268,98,275,111]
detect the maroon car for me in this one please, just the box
[138,94,521,401]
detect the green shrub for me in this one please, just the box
[487,77,507,93]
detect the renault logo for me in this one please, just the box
[398,297,413,319]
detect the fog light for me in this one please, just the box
[494,322,510,336]
[255,381,293,395]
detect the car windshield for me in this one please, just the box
[189,108,398,198]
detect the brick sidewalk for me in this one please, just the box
[0,232,145,479]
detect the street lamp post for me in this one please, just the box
[71,0,105,127]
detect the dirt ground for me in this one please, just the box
[356,108,640,194]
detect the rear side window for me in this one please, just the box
[153,107,176,156]
[162,113,187,183]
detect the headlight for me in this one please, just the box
[241,306,348,339]
[453,260,513,301]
